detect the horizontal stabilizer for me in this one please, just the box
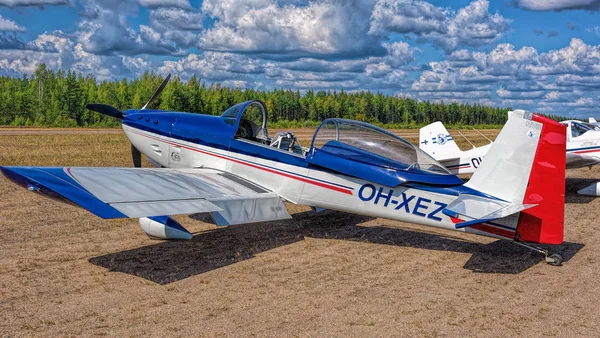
[442,194,536,229]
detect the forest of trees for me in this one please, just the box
[0,64,568,128]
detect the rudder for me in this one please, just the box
[515,114,566,244]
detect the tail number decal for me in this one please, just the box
[471,157,483,169]
[358,184,447,221]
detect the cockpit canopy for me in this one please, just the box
[219,102,460,186]
[561,120,600,138]
[311,119,450,174]
[221,100,268,141]
[308,119,461,187]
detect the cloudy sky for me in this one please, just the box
[1,0,600,117]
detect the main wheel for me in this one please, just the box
[545,253,563,266]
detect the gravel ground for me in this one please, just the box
[0,129,597,337]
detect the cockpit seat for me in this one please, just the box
[271,132,304,155]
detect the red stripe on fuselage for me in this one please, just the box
[471,224,515,239]
[129,129,353,195]
[450,216,514,238]
[572,149,600,154]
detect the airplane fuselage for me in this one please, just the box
[438,144,492,175]
[122,116,518,242]
[566,132,600,160]
[561,120,600,169]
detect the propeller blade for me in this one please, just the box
[131,145,142,168]
[141,73,171,110]
[85,104,124,119]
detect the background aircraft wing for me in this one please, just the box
[566,153,600,169]
[1,167,291,225]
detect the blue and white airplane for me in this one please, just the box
[0,77,568,265]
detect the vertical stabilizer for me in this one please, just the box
[465,110,566,244]
[419,122,462,161]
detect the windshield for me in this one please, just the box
[571,121,594,137]
[221,102,245,125]
[312,119,451,175]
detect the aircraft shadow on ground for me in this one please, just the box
[565,177,598,204]
[89,210,584,284]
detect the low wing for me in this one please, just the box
[566,152,600,169]
[1,166,290,225]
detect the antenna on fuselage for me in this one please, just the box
[141,73,172,110]
[457,130,476,149]
[472,128,493,144]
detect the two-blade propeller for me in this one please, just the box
[141,73,171,110]
[85,74,172,167]
[84,103,124,119]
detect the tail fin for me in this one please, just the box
[590,117,597,123]
[419,121,462,161]
[465,110,566,244]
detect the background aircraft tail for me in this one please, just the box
[419,121,461,161]
[590,117,597,123]
[465,110,566,244]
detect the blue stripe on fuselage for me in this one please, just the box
[567,145,600,152]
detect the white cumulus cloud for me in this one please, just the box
[0,14,25,31]
[200,0,382,57]
[512,0,600,11]
[370,0,510,53]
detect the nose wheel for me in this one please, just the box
[514,240,563,266]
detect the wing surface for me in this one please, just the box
[1,166,291,224]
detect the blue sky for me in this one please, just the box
[1,0,599,117]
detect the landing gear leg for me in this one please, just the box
[514,240,563,266]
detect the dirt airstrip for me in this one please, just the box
[0,129,599,337]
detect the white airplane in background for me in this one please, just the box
[561,119,600,195]
[419,122,492,175]
[0,76,568,266]
[420,110,600,196]
[589,117,599,126]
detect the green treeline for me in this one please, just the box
[0,64,568,128]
